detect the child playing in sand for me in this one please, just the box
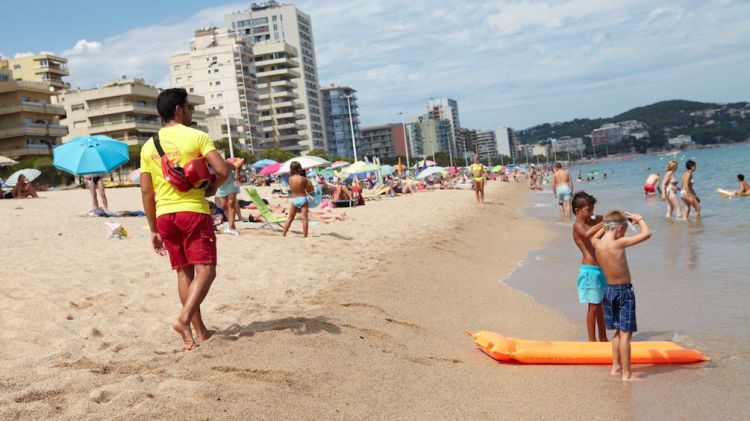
[572,191,607,342]
[282,161,313,238]
[592,211,652,380]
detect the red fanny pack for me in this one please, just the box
[153,133,214,192]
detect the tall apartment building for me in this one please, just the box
[460,128,477,157]
[321,85,360,158]
[0,53,69,92]
[494,126,514,159]
[550,136,584,154]
[58,78,205,146]
[427,98,460,163]
[406,116,453,159]
[591,123,624,145]
[475,130,497,162]
[226,1,327,152]
[359,124,405,159]
[169,27,257,151]
[0,69,67,158]
[253,40,307,153]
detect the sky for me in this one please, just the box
[2,0,749,131]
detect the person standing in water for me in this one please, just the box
[661,160,683,218]
[552,162,574,218]
[643,173,660,196]
[469,155,486,204]
[681,160,700,219]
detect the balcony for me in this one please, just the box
[254,57,299,68]
[89,118,161,134]
[256,68,300,79]
[1,144,55,159]
[0,101,66,116]
[35,64,70,76]
[0,122,68,139]
[86,102,158,117]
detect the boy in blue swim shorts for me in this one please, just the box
[572,191,607,342]
[592,210,652,381]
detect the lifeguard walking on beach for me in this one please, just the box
[140,88,229,351]
[469,155,486,204]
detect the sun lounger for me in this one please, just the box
[244,187,287,231]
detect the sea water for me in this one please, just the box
[505,143,750,420]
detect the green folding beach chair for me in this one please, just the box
[244,187,287,231]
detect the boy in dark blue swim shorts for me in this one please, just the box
[592,210,652,381]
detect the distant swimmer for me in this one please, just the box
[552,162,574,218]
[681,160,701,219]
[734,174,750,196]
[643,173,660,196]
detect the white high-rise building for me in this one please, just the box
[495,126,513,158]
[169,27,258,152]
[427,98,461,165]
[225,1,326,153]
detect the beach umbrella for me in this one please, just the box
[4,168,42,187]
[414,159,437,168]
[341,161,380,176]
[252,159,277,170]
[416,166,447,179]
[380,165,397,176]
[0,155,17,167]
[492,165,503,173]
[258,162,282,176]
[53,135,129,176]
[275,156,330,175]
[330,160,350,169]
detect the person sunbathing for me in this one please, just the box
[332,184,352,201]
[13,175,38,198]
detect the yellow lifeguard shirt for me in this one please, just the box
[139,124,216,217]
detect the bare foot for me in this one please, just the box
[611,365,622,376]
[622,372,640,381]
[195,328,214,342]
[172,319,196,351]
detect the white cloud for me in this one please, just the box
[13,52,35,58]
[63,40,102,55]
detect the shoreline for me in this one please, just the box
[0,182,632,419]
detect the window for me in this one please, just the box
[212,56,217,61]
[215,80,221,86]
[175,77,182,83]
[272,15,277,21]
[173,64,181,71]
[189,88,194,93]
[213,68,219,73]
[217,93,223,98]
[13,64,21,69]
[71,103,85,111]
[73,120,87,128]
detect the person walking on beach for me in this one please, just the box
[572,191,607,342]
[282,161,313,238]
[661,160,682,218]
[215,158,243,236]
[681,160,700,219]
[140,88,229,351]
[643,173,660,196]
[86,174,109,213]
[592,211,651,381]
[469,155,486,204]
[552,162,573,218]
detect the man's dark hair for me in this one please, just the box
[572,191,597,215]
[686,160,696,170]
[157,88,188,122]
[739,174,745,181]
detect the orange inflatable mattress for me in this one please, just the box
[470,331,710,364]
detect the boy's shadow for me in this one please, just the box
[215,316,341,340]
[320,232,353,241]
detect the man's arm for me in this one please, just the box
[567,172,574,192]
[204,150,229,197]
[140,173,165,255]
[591,227,606,246]
[583,220,604,238]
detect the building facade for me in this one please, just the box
[406,116,453,159]
[226,1,327,152]
[475,130,497,162]
[321,85,360,158]
[359,124,404,159]
[494,126,514,159]
[591,123,625,145]
[169,27,257,151]
[254,40,308,153]
[0,69,67,158]
[58,78,205,146]
[0,53,69,92]
[427,98,461,163]
[550,136,585,154]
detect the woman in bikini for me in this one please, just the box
[661,160,683,218]
[681,160,700,220]
[281,161,313,237]
[469,155,486,204]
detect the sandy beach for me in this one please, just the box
[0,182,632,419]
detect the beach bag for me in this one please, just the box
[153,133,214,192]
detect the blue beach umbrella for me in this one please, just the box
[380,165,397,176]
[252,159,277,170]
[53,135,129,176]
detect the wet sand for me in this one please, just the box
[0,182,631,419]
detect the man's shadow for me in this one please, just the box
[215,316,341,340]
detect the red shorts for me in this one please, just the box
[156,212,216,269]
[644,183,655,193]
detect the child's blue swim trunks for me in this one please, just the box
[577,264,607,304]
[603,284,637,333]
